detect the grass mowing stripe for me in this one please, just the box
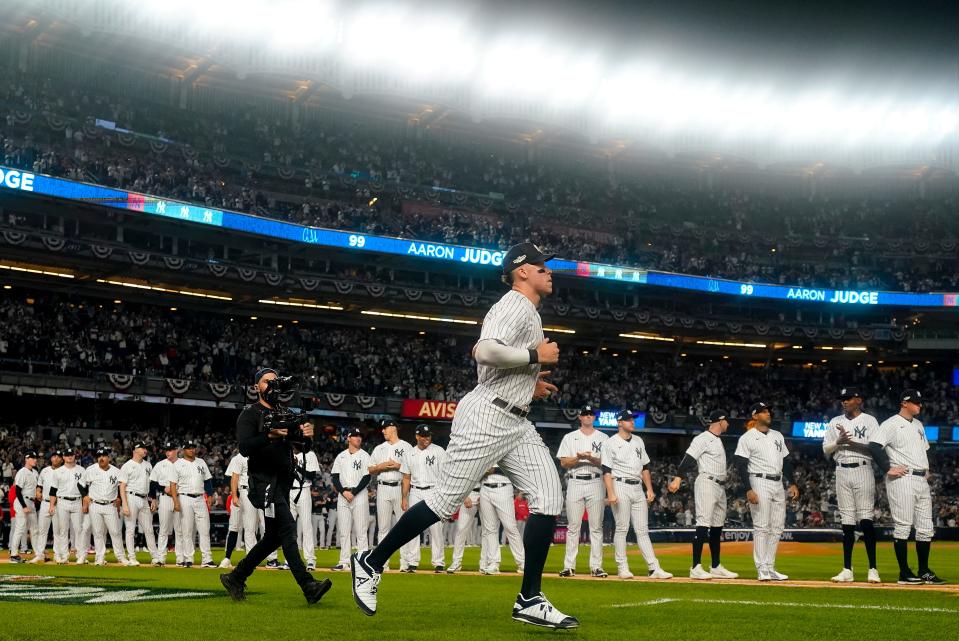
[611,597,959,614]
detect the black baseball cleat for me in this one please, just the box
[590,568,608,578]
[919,570,946,585]
[351,550,381,616]
[434,565,445,573]
[512,593,579,629]
[897,571,924,585]
[265,560,280,569]
[303,578,333,605]
[184,561,193,569]
[220,573,246,601]
[402,565,417,573]
[558,568,575,578]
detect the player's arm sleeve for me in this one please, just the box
[203,479,214,494]
[14,485,26,507]
[354,474,371,494]
[733,455,751,497]
[472,338,534,369]
[79,483,89,498]
[331,473,345,494]
[676,454,696,475]
[868,442,890,473]
[782,458,795,485]
[307,453,321,472]
[49,484,58,497]
[149,481,160,499]
[236,409,270,457]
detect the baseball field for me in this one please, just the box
[1,542,956,641]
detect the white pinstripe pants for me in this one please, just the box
[886,474,934,541]
[157,494,184,563]
[612,481,660,572]
[449,493,480,570]
[563,478,606,571]
[376,483,416,569]
[694,476,727,527]
[123,495,158,562]
[479,483,524,570]
[36,500,58,556]
[410,487,447,568]
[835,463,876,525]
[55,498,82,562]
[748,477,785,572]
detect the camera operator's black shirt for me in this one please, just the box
[236,402,312,485]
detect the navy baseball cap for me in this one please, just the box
[616,408,636,421]
[95,448,109,457]
[347,427,363,438]
[52,450,64,458]
[254,368,278,384]
[900,389,923,404]
[708,409,729,423]
[62,448,75,456]
[163,440,178,451]
[749,402,771,416]
[25,450,38,459]
[838,387,863,400]
[380,418,398,429]
[133,441,148,450]
[579,404,595,416]
[182,440,197,449]
[415,424,432,437]
[501,242,555,278]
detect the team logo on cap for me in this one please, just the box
[841,388,846,395]
[512,254,527,264]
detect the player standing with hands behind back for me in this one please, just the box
[352,242,577,629]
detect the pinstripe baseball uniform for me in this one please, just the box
[448,488,481,571]
[601,434,662,573]
[734,428,789,575]
[173,457,213,565]
[11,466,39,558]
[150,457,184,564]
[685,431,728,527]
[874,415,933,541]
[50,463,84,562]
[479,470,525,571]
[36,465,59,558]
[119,458,158,563]
[227,454,260,557]
[424,290,563,521]
[370,439,415,569]
[409,443,448,568]
[82,464,127,564]
[332,447,372,567]
[823,412,879,525]
[290,451,321,566]
[557,428,608,571]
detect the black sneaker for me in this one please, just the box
[303,578,333,605]
[402,566,417,573]
[265,560,279,569]
[590,568,608,578]
[8,556,24,564]
[184,561,193,569]
[897,571,923,585]
[558,568,575,578]
[919,570,945,585]
[200,561,217,569]
[434,565,445,573]
[220,573,246,601]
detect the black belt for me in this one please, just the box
[413,485,433,490]
[472,487,481,492]
[92,499,113,505]
[128,492,147,498]
[239,486,248,490]
[571,474,601,481]
[614,477,642,485]
[182,493,202,498]
[491,396,529,418]
[910,469,927,476]
[483,483,510,488]
[704,475,726,485]
[379,481,400,487]
[839,461,869,468]
[751,474,782,481]
[59,496,80,501]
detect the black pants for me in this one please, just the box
[233,488,312,588]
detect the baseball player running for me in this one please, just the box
[80,448,131,566]
[352,242,577,630]
[478,467,525,574]
[33,450,64,563]
[367,418,414,571]
[150,441,185,566]
[602,409,672,580]
[405,424,448,572]
[170,440,215,568]
[48,448,84,563]
[10,451,40,563]
[290,444,321,571]
[668,410,738,579]
[733,402,800,581]
[331,427,372,570]
[869,390,945,585]
[446,488,482,573]
[823,387,881,583]
[557,404,608,578]
[119,441,159,566]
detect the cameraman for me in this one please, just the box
[220,368,332,604]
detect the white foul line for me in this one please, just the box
[611,598,959,614]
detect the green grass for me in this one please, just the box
[1,542,957,641]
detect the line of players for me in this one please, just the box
[6,387,945,585]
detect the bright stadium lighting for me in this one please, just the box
[267,0,337,51]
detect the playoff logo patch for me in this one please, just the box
[0,575,219,604]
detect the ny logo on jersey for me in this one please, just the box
[426,455,436,466]
[918,428,926,442]
[196,464,204,474]
[854,426,866,439]
[109,475,117,485]
[775,440,783,452]
[394,448,404,458]
[592,441,603,454]
[74,473,82,481]
[352,460,361,470]
[635,448,643,459]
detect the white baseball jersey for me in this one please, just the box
[409,444,446,487]
[51,464,85,497]
[14,466,39,498]
[824,412,880,463]
[225,454,249,488]
[331,448,372,489]
[482,471,512,485]
[292,451,321,488]
[370,439,414,483]
[38,466,58,500]
[83,464,122,502]
[874,415,930,470]
[172,458,212,494]
[685,430,727,477]
[734,429,788,475]
[119,459,153,494]
[556,429,609,476]
[150,458,179,490]
[601,433,650,480]
[476,290,544,406]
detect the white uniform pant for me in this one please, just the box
[886,474,934,541]
[11,504,39,556]
[449,492,480,570]
[376,484,416,568]
[612,480,660,572]
[425,389,563,520]
[410,486,446,568]
[78,513,92,556]
[694,475,728,527]
[325,510,338,548]
[337,492,370,566]
[237,489,260,555]
[89,501,126,564]
[563,478,605,571]
[54,497,82,562]
[289,487,316,565]
[312,514,325,550]
[179,495,212,564]
[835,463,876,525]
[479,483,524,570]
[36,500,58,556]
[748,477,786,572]
[123,494,158,562]
[157,494,184,563]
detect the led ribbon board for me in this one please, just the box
[2,165,957,308]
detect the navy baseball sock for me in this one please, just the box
[708,527,722,568]
[520,514,556,599]
[367,501,439,571]
[916,540,931,575]
[893,538,910,574]
[841,524,856,570]
[859,519,877,569]
[692,526,708,567]
[224,531,238,560]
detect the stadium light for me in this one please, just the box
[361,310,478,325]
[619,332,674,342]
[258,298,344,311]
